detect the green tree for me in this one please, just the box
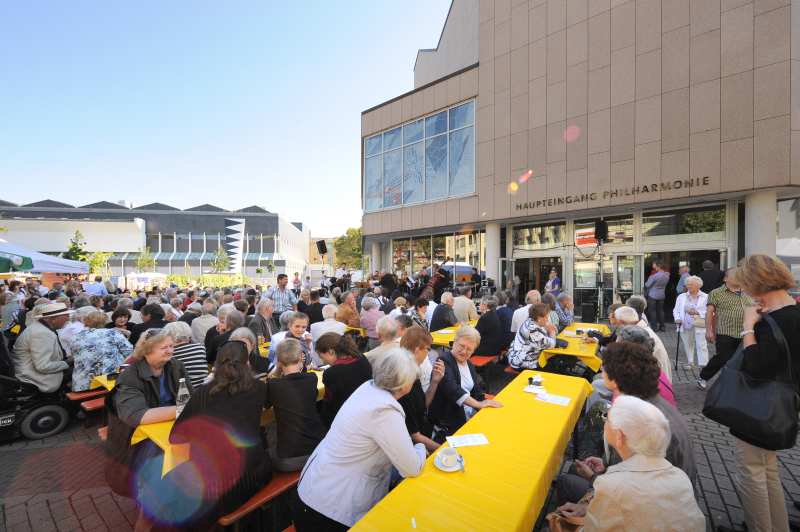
[333,227,362,269]
[87,251,113,276]
[136,246,156,272]
[210,248,230,273]
[63,230,89,262]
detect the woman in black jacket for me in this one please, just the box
[317,333,372,428]
[428,326,502,442]
[729,255,800,532]
[474,295,505,356]
[105,328,191,526]
[168,341,272,528]
[265,338,326,471]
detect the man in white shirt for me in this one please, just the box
[310,304,347,344]
[510,290,542,334]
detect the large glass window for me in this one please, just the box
[512,223,567,251]
[363,99,475,211]
[411,236,431,273]
[391,239,411,274]
[777,199,800,285]
[642,205,725,238]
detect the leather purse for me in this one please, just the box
[703,314,800,450]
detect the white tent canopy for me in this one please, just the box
[0,237,89,274]
[124,271,168,291]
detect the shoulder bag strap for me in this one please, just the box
[762,313,795,387]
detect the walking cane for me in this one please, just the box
[674,324,681,371]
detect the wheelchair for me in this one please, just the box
[0,337,75,443]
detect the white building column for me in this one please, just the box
[485,223,501,283]
[745,190,777,256]
[371,241,381,272]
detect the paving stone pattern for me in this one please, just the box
[3,327,800,531]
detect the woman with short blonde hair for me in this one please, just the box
[725,255,800,532]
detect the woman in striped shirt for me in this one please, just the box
[164,321,209,387]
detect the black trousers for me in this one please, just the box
[647,297,665,328]
[700,334,740,381]
[289,490,349,532]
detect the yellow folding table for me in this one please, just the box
[430,320,478,348]
[352,371,592,532]
[90,374,117,391]
[537,322,611,372]
[130,420,189,477]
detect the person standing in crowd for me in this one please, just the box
[265,274,299,327]
[724,255,800,532]
[429,292,458,331]
[359,297,385,350]
[673,275,709,372]
[544,269,561,297]
[510,290,542,335]
[84,275,108,297]
[495,290,518,347]
[470,267,482,295]
[700,268,752,389]
[292,272,303,294]
[294,348,426,530]
[11,302,71,393]
[675,264,691,295]
[644,261,669,331]
[71,310,132,391]
[452,286,478,323]
[698,259,725,293]
[190,300,218,344]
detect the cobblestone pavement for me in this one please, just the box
[4,327,800,531]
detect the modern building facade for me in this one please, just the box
[361,0,800,314]
[0,200,310,279]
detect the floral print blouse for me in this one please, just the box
[71,328,133,391]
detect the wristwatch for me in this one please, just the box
[740,329,755,338]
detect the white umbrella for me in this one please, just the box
[0,238,89,274]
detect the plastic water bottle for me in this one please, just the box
[175,378,190,417]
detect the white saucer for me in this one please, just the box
[434,453,463,472]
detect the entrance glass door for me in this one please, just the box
[573,258,613,320]
[614,255,643,304]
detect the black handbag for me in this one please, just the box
[703,314,800,450]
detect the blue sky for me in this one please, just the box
[0,1,451,236]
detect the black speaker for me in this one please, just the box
[316,240,328,255]
[580,303,597,324]
[594,220,608,242]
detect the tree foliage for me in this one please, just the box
[333,227,362,269]
[63,230,89,262]
[87,251,113,276]
[136,246,156,272]
[210,248,230,273]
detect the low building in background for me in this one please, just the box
[0,199,310,281]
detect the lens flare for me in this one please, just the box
[518,169,533,183]
[563,125,581,143]
[507,181,519,194]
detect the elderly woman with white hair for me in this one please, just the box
[365,315,399,359]
[164,321,208,387]
[295,347,427,530]
[558,395,705,531]
[672,275,709,369]
[614,306,672,383]
[429,326,503,441]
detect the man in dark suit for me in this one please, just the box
[474,296,505,355]
[429,292,458,331]
[697,260,725,293]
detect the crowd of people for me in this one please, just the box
[0,252,798,531]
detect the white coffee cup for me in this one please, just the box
[439,447,460,468]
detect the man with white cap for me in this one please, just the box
[12,302,72,393]
[614,305,672,383]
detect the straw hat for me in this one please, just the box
[37,302,72,319]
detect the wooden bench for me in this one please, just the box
[97,426,108,441]
[218,470,300,529]
[80,397,105,412]
[504,366,521,376]
[470,355,498,368]
[66,389,106,402]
